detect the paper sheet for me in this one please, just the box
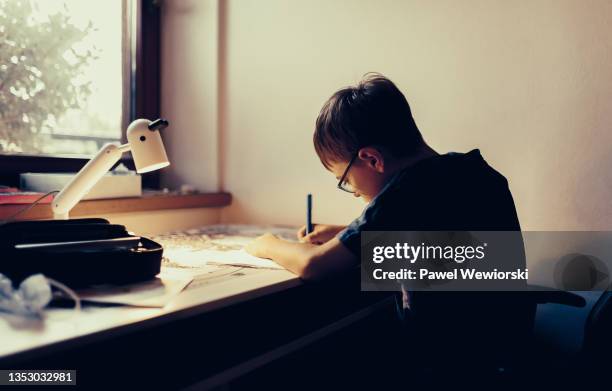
[76,269,194,308]
[162,247,282,269]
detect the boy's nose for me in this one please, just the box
[353,192,360,198]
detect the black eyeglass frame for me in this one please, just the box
[337,152,359,193]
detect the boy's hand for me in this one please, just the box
[245,233,277,259]
[297,224,346,245]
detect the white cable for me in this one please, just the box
[46,277,82,318]
[0,274,81,319]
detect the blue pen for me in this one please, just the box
[306,194,313,235]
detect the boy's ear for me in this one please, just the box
[357,147,385,173]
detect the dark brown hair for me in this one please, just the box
[314,73,424,169]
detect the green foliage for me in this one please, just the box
[0,0,96,153]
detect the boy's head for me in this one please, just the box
[314,73,425,202]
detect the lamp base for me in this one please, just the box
[54,212,69,220]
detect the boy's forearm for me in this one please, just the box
[263,236,320,278]
[246,233,357,281]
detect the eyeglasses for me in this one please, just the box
[337,153,358,193]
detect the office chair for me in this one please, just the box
[581,286,612,370]
[396,286,586,387]
[529,286,612,387]
[485,287,586,377]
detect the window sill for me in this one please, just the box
[0,191,232,221]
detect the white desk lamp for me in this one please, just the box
[52,118,170,219]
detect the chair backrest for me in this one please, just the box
[582,288,612,361]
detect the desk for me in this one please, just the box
[0,264,299,361]
[0,225,395,389]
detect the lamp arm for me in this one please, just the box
[52,143,131,219]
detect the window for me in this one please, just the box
[0,0,161,188]
[0,0,125,156]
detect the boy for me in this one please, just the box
[245,73,532,368]
[245,73,521,279]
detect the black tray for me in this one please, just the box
[0,218,163,288]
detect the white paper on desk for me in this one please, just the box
[76,269,193,308]
[163,247,283,270]
[205,249,283,269]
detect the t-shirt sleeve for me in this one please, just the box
[337,201,383,256]
[337,216,363,256]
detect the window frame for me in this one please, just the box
[0,0,162,189]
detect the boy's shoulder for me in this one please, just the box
[382,148,500,200]
[399,148,492,181]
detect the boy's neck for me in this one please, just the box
[369,144,439,203]
[392,143,439,174]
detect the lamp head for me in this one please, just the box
[126,118,170,173]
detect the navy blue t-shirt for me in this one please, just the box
[337,149,531,363]
[338,148,521,253]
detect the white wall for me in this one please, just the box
[162,0,612,230]
[81,208,221,235]
[161,0,220,192]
